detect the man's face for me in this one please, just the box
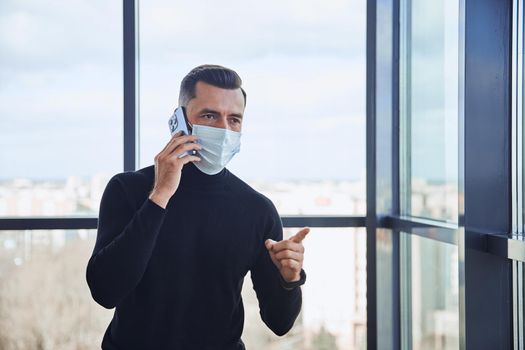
[185,81,245,133]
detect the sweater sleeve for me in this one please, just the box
[250,199,303,336]
[86,174,167,309]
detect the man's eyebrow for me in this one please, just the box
[197,108,220,115]
[230,113,243,119]
[197,108,243,119]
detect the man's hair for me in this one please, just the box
[178,64,247,107]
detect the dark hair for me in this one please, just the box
[178,64,247,107]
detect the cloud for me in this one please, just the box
[0,0,367,181]
[139,0,365,58]
[0,0,121,71]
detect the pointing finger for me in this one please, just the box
[290,227,310,243]
[271,240,304,253]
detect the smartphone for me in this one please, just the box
[168,107,195,158]
[168,106,191,136]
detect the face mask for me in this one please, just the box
[191,124,241,175]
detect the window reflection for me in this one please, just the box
[400,0,459,223]
[401,232,459,350]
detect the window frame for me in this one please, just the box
[5,1,522,349]
[371,0,518,349]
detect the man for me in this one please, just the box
[86,64,309,349]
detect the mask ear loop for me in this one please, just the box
[180,106,198,156]
[181,106,194,134]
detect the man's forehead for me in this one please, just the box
[191,81,244,109]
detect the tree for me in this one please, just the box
[310,324,339,350]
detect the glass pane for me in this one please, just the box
[376,229,395,350]
[0,229,113,348]
[242,227,366,349]
[0,1,123,217]
[0,227,365,349]
[400,232,459,350]
[400,0,459,223]
[138,0,366,216]
[513,261,524,349]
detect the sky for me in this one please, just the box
[0,0,366,180]
[0,0,370,182]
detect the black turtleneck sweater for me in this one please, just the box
[86,162,303,349]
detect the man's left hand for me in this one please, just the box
[265,227,310,282]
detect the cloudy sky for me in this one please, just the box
[0,0,367,182]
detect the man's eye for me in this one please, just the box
[231,119,241,124]
[202,114,215,119]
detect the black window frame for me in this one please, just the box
[370,0,521,349]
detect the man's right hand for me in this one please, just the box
[148,131,202,209]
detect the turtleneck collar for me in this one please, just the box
[179,161,229,187]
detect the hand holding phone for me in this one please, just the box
[149,132,202,208]
[168,107,195,158]
[148,107,202,208]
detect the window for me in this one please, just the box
[0,1,368,349]
[399,0,459,224]
[0,1,123,217]
[137,1,367,347]
[243,228,366,349]
[0,229,112,348]
[400,232,459,350]
[138,0,366,216]
[398,0,461,348]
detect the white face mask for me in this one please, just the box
[191,124,241,175]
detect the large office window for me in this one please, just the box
[373,0,516,348]
[138,2,367,348]
[400,233,459,350]
[0,1,123,218]
[0,1,122,348]
[137,0,366,217]
[0,229,113,348]
[242,228,366,349]
[399,0,459,224]
[398,0,460,349]
[0,1,368,349]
